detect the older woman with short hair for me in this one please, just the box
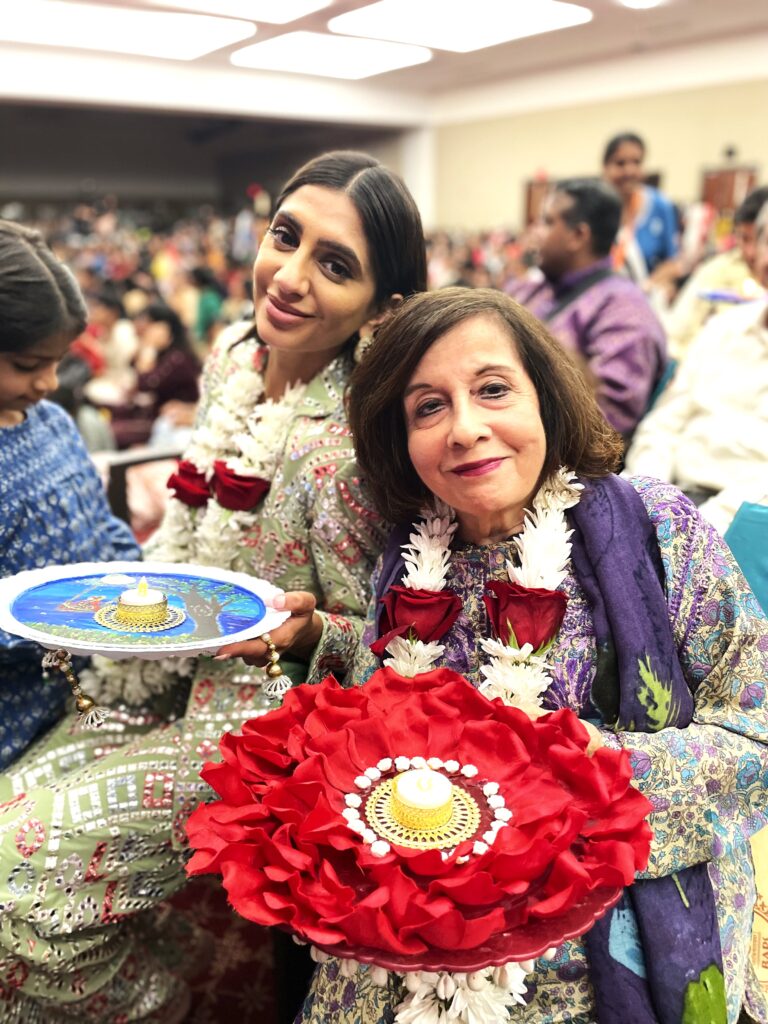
[299,287,768,1024]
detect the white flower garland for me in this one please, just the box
[382,468,583,716]
[89,331,305,706]
[149,331,306,568]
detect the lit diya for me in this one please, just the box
[95,577,185,632]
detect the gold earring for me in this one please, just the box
[354,331,374,365]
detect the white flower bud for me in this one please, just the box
[354,776,371,790]
[340,957,359,978]
[364,766,382,781]
[427,757,444,770]
[472,841,488,855]
[410,756,427,769]
[444,760,460,773]
[494,808,513,821]
[488,795,505,809]
[466,971,487,992]
[436,974,457,1001]
[395,756,411,772]
[345,793,362,808]
[342,808,360,822]
[404,971,423,992]
[482,782,500,796]
[370,965,389,987]
[461,764,478,778]
[376,758,393,772]
[370,840,391,857]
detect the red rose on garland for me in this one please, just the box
[212,460,270,511]
[371,586,462,657]
[185,669,652,967]
[483,580,567,651]
[167,459,210,507]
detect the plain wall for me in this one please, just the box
[434,78,768,231]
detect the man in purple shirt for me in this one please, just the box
[507,178,668,440]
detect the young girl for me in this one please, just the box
[0,220,139,770]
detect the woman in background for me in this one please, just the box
[602,131,679,282]
[109,302,200,449]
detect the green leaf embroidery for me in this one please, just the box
[636,654,680,731]
[681,964,727,1024]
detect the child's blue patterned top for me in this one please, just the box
[0,400,139,768]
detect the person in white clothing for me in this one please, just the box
[625,202,768,534]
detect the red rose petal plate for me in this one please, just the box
[310,885,622,972]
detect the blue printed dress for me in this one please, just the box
[0,400,139,769]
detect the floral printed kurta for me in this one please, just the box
[301,478,768,1024]
[0,331,387,1022]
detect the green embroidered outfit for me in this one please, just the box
[0,329,386,1021]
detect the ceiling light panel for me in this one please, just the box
[328,0,593,53]
[0,1,256,60]
[137,0,332,24]
[230,31,432,79]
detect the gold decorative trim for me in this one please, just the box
[94,603,186,634]
[365,778,481,851]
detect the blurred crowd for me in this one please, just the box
[6,133,766,554]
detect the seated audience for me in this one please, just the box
[507,178,668,440]
[664,185,768,359]
[0,220,138,770]
[109,302,200,449]
[625,201,768,534]
[82,287,138,406]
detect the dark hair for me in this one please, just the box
[93,287,126,319]
[275,150,427,306]
[190,265,225,296]
[349,288,623,524]
[602,132,646,166]
[0,220,87,353]
[555,178,622,258]
[136,301,200,366]
[734,186,768,226]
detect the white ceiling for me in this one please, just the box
[29,0,768,92]
[0,0,766,132]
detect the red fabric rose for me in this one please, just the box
[167,459,210,507]
[185,670,652,967]
[483,580,567,650]
[370,586,462,656]
[212,460,270,511]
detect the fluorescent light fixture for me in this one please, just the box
[329,0,592,52]
[0,1,256,60]
[230,30,432,79]
[137,0,332,24]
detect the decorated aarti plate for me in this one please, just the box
[0,561,290,659]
